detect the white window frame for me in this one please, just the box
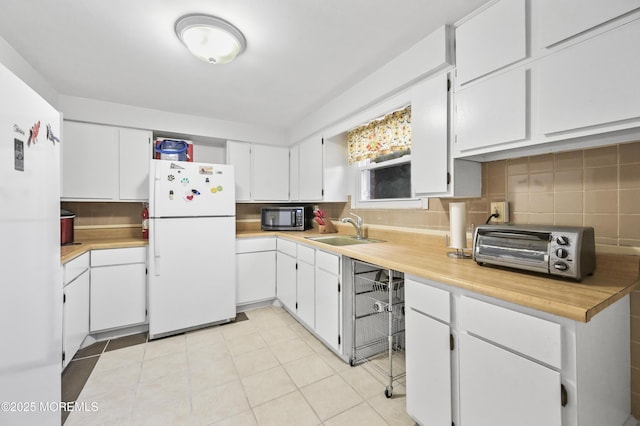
[352,155,422,209]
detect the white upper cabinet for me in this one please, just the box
[538,18,640,135]
[298,137,324,201]
[455,67,528,154]
[289,144,300,201]
[119,128,152,200]
[411,74,449,194]
[62,121,118,200]
[293,135,347,202]
[62,121,151,201]
[535,0,640,48]
[226,141,290,202]
[453,0,640,159]
[226,140,252,201]
[455,0,527,85]
[412,73,482,197]
[252,144,290,201]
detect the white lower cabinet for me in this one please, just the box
[236,237,277,306]
[405,280,452,425]
[314,250,341,352]
[276,238,342,352]
[459,333,561,426]
[296,245,315,328]
[62,252,90,369]
[406,275,631,426]
[276,239,298,313]
[90,247,146,332]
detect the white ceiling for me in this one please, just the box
[0,0,488,131]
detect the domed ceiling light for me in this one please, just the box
[175,14,246,64]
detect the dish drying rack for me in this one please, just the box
[350,260,405,398]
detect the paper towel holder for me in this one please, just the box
[445,234,472,259]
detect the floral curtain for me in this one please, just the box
[347,105,411,164]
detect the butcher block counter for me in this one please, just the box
[238,226,640,323]
[60,228,147,264]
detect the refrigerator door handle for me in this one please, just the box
[153,222,161,276]
[152,161,162,217]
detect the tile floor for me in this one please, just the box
[64,306,413,426]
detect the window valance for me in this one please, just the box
[346,105,411,165]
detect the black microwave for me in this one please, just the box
[261,206,310,231]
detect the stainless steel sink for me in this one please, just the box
[305,235,384,246]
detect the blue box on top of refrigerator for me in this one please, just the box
[147,159,236,339]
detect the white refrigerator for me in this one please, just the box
[148,159,236,339]
[0,63,62,425]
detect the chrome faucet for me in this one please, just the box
[341,213,364,239]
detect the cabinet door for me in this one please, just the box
[276,251,297,312]
[297,260,315,328]
[406,306,452,425]
[459,333,561,426]
[298,137,323,201]
[536,0,639,47]
[63,270,89,368]
[455,67,527,154]
[237,251,276,305]
[226,141,252,201]
[289,145,300,201]
[119,128,151,200]
[90,263,146,332]
[411,73,449,195]
[538,19,640,135]
[315,268,340,351]
[252,144,290,201]
[456,0,527,85]
[62,121,118,200]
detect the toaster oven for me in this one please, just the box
[472,224,596,280]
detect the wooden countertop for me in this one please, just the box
[238,228,640,323]
[60,236,147,264]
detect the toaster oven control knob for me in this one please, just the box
[553,261,569,271]
[555,248,569,258]
[556,235,570,245]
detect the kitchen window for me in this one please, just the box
[348,105,420,207]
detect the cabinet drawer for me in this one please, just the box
[276,238,297,257]
[236,237,276,253]
[406,278,450,323]
[63,252,90,285]
[91,247,146,267]
[297,244,315,265]
[459,296,561,368]
[315,250,340,275]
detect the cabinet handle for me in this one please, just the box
[560,384,568,407]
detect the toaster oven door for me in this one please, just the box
[474,229,550,274]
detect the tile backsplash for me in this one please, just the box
[341,140,640,249]
[67,140,640,249]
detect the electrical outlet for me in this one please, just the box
[490,201,509,224]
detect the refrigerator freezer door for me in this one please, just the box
[148,216,236,338]
[0,63,62,425]
[150,159,236,218]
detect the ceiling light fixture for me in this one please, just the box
[175,14,246,64]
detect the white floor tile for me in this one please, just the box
[300,374,363,421]
[252,391,321,426]
[65,311,410,426]
[241,365,297,407]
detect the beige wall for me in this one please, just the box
[64,140,640,416]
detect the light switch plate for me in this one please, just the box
[490,201,509,223]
